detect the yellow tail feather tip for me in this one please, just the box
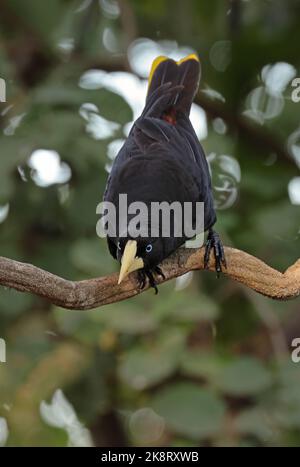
[148,56,169,88]
[176,53,200,65]
[148,53,200,89]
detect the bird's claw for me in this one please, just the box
[137,270,147,290]
[137,267,165,294]
[204,229,226,277]
[154,266,165,280]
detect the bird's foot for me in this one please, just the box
[137,267,165,294]
[137,270,147,290]
[204,229,227,277]
[154,266,165,280]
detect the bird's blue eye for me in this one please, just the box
[146,244,152,253]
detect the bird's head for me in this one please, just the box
[117,237,163,284]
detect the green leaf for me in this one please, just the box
[0,288,35,317]
[151,383,226,440]
[118,331,184,389]
[70,238,115,276]
[170,294,220,322]
[152,290,219,322]
[216,357,272,396]
[273,363,300,429]
[180,351,223,381]
[235,408,274,442]
[95,306,158,335]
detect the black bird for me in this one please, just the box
[103,54,226,291]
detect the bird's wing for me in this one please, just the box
[133,114,211,191]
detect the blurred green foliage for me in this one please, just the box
[0,0,300,447]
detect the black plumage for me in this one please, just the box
[103,55,226,291]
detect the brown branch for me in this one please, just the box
[0,247,299,310]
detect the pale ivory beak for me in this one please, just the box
[118,240,144,284]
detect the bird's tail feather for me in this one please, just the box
[145,54,200,117]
